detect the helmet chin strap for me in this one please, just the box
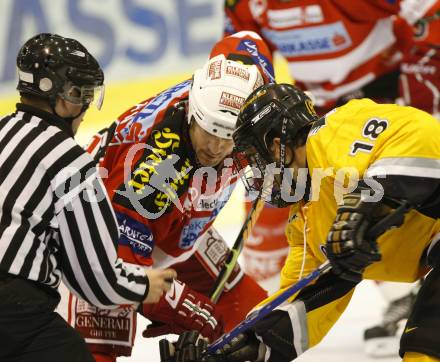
[270,116,290,207]
[50,97,89,125]
[279,116,289,181]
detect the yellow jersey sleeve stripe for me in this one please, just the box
[366,157,440,178]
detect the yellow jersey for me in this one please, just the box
[259,99,440,351]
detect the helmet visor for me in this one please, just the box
[233,115,300,207]
[234,143,302,207]
[60,82,105,110]
[233,145,276,201]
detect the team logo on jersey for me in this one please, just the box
[194,185,232,213]
[262,21,352,57]
[125,127,193,218]
[116,213,154,257]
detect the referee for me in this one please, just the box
[0,33,176,362]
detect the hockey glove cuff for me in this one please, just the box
[141,279,224,341]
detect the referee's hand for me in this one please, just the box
[143,268,177,304]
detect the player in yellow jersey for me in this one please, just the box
[162,83,440,362]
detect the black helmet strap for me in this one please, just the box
[279,115,288,179]
[49,96,89,125]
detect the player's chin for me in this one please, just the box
[198,155,223,167]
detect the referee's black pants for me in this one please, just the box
[0,274,94,362]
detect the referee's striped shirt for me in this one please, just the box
[0,103,148,308]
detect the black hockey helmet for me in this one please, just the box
[233,83,318,207]
[16,33,104,111]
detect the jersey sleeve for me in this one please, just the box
[83,123,157,268]
[54,160,148,308]
[105,144,161,268]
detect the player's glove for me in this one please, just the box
[325,188,382,282]
[159,330,209,362]
[159,330,262,362]
[160,331,262,362]
[159,306,303,362]
[141,279,224,342]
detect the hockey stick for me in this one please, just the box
[207,200,410,354]
[158,196,266,362]
[207,260,330,353]
[158,261,330,361]
[209,196,265,303]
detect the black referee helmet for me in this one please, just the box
[16,33,104,111]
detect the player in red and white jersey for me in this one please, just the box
[67,33,271,362]
[224,0,438,113]
[362,4,440,357]
[396,1,440,117]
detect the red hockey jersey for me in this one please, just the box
[224,0,436,110]
[87,81,238,270]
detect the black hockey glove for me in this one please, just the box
[159,331,208,362]
[159,330,262,362]
[159,308,300,362]
[325,188,382,282]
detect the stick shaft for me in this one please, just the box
[207,200,410,353]
[209,197,265,303]
[208,261,331,353]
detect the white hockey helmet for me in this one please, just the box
[188,54,264,139]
